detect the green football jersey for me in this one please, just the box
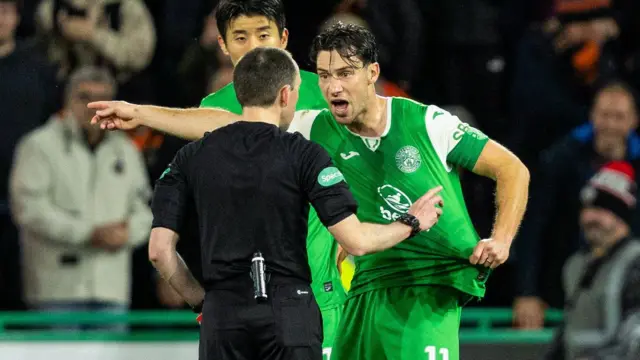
[294,97,490,298]
[199,70,347,309]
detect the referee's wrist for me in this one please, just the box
[398,222,414,238]
[395,213,421,238]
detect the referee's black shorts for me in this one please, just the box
[199,277,322,360]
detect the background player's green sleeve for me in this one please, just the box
[424,105,489,171]
[199,71,326,115]
[198,83,243,114]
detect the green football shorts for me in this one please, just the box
[320,305,342,360]
[332,285,462,360]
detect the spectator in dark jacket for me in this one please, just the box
[508,0,638,165]
[546,161,640,360]
[0,0,59,311]
[513,81,640,329]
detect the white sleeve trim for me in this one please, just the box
[287,109,323,140]
[424,105,463,172]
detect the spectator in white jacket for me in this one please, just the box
[9,66,152,325]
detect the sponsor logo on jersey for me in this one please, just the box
[395,146,422,173]
[378,184,413,219]
[323,281,333,292]
[453,122,488,141]
[318,167,345,187]
[340,151,360,160]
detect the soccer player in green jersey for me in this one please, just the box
[306,24,530,360]
[89,23,530,360]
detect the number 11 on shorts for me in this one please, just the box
[425,346,449,360]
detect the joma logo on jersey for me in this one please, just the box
[378,184,413,221]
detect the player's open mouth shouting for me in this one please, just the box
[330,99,349,117]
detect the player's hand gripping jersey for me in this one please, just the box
[293,97,491,299]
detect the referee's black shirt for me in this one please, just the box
[151,121,358,289]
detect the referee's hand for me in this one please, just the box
[408,186,444,231]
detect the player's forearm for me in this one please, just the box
[491,160,530,244]
[136,105,241,140]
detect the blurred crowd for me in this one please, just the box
[2,0,640,336]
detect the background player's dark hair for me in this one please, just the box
[214,0,286,41]
[234,47,297,108]
[309,22,378,69]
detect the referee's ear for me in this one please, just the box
[278,84,292,108]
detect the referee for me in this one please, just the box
[148,47,443,360]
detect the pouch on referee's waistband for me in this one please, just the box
[273,284,322,347]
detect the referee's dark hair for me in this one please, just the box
[233,47,298,108]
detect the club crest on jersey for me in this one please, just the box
[395,146,422,173]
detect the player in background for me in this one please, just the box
[88,23,530,360]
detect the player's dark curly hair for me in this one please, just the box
[234,47,297,108]
[309,22,379,68]
[215,0,286,41]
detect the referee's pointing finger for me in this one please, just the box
[425,186,443,199]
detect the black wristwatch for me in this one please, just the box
[192,299,204,314]
[396,213,421,238]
